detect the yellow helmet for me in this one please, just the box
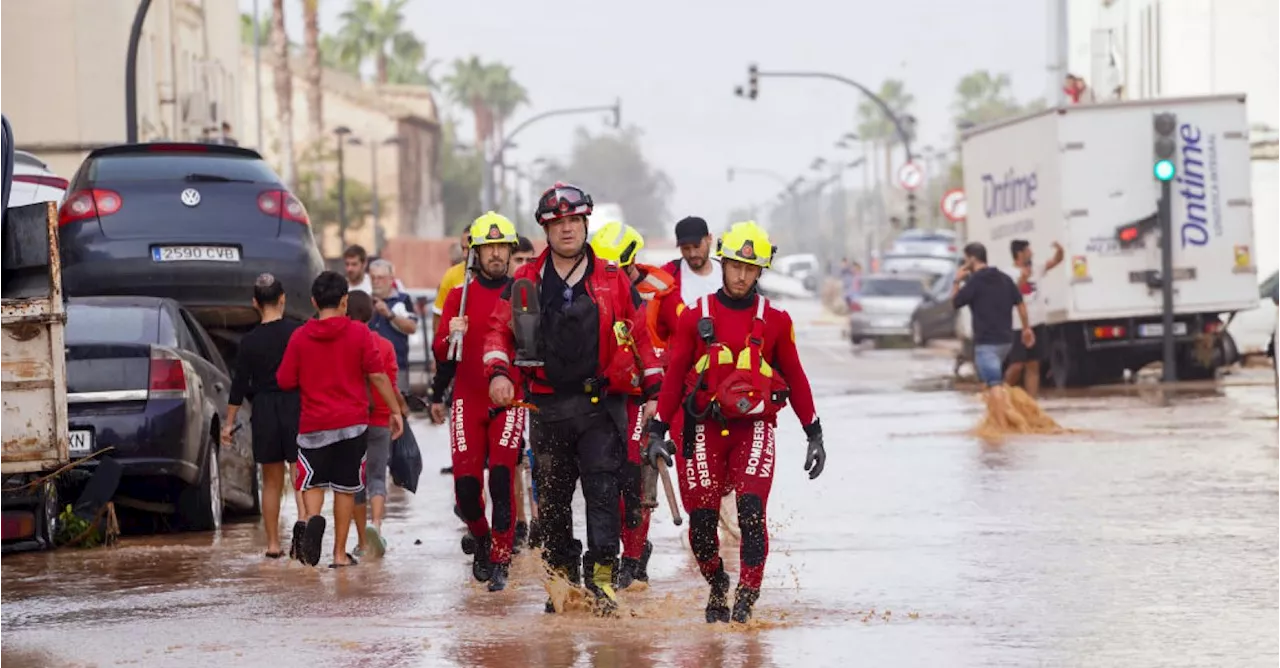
[716,220,775,269]
[590,221,645,267]
[468,211,519,248]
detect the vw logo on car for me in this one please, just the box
[180,188,201,207]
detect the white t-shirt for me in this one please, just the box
[349,274,372,295]
[679,257,722,306]
[1005,264,1046,328]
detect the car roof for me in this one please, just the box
[866,273,929,281]
[13,150,49,171]
[67,295,177,309]
[86,142,265,161]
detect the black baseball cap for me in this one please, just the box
[674,216,710,245]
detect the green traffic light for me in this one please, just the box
[1154,159,1176,181]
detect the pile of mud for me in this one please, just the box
[973,386,1067,439]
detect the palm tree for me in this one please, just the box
[384,34,441,89]
[484,63,529,150]
[334,0,417,85]
[951,70,1020,127]
[444,56,497,152]
[320,34,360,77]
[855,79,915,190]
[271,0,296,190]
[301,0,323,146]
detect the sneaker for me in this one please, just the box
[585,561,619,617]
[487,562,509,592]
[705,566,731,623]
[472,534,493,582]
[731,584,760,624]
[363,525,385,559]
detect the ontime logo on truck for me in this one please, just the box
[1176,123,1223,249]
[983,169,1038,239]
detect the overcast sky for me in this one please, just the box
[241,0,1050,233]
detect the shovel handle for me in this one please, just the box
[657,459,682,526]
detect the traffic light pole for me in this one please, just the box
[1159,178,1177,382]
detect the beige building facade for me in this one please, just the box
[2,0,242,178]
[239,46,446,255]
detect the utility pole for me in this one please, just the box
[125,0,155,143]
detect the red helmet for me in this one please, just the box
[535,182,593,225]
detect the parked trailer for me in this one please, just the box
[2,201,69,550]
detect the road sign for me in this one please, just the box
[940,188,967,222]
[897,162,924,191]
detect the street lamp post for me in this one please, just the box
[125,0,155,143]
[734,65,919,228]
[483,99,621,211]
[334,126,353,248]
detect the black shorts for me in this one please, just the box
[295,431,368,494]
[250,392,300,464]
[1008,324,1047,364]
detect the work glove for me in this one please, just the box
[644,420,674,468]
[803,421,826,480]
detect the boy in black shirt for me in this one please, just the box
[223,274,305,558]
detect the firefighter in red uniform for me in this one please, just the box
[588,221,676,589]
[429,212,525,592]
[484,183,663,616]
[645,221,827,624]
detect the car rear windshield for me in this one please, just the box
[861,278,926,297]
[67,304,159,345]
[85,154,279,184]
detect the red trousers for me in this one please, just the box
[618,398,651,560]
[450,395,526,565]
[679,417,777,589]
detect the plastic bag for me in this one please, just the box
[389,426,423,494]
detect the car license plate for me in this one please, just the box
[1138,322,1188,337]
[152,245,241,262]
[69,429,93,457]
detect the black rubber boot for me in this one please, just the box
[731,584,760,624]
[635,540,653,583]
[584,556,619,617]
[615,557,640,590]
[487,562,509,592]
[472,534,493,582]
[460,532,477,556]
[705,566,731,623]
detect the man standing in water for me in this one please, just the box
[952,242,1033,398]
[484,183,663,616]
[1003,239,1063,397]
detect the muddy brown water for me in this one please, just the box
[4,303,1276,667]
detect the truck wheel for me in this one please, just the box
[36,480,59,548]
[179,446,223,532]
[1048,328,1095,388]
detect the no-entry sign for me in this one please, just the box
[940,188,967,223]
[897,162,924,191]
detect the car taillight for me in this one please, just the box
[848,301,863,313]
[148,350,187,397]
[14,174,69,190]
[257,189,310,225]
[58,189,122,226]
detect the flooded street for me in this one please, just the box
[4,300,1277,668]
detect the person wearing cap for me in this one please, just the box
[222,273,306,559]
[645,221,826,624]
[483,183,663,616]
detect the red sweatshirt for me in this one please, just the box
[656,290,818,428]
[433,273,516,401]
[368,333,398,427]
[277,316,383,434]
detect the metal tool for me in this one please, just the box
[446,248,475,362]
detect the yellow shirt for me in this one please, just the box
[433,262,467,315]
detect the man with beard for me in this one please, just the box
[429,213,525,591]
[483,183,663,616]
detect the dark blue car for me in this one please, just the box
[65,296,258,530]
[57,143,324,331]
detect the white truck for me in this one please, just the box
[961,94,1258,387]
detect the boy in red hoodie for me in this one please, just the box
[278,271,404,568]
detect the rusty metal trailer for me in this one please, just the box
[2,201,69,550]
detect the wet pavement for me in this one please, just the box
[3,299,1277,667]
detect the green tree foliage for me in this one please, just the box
[855,79,915,145]
[536,126,673,238]
[240,12,270,46]
[292,145,379,234]
[334,0,417,84]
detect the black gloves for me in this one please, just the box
[644,420,673,468]
[803,420,825,480]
